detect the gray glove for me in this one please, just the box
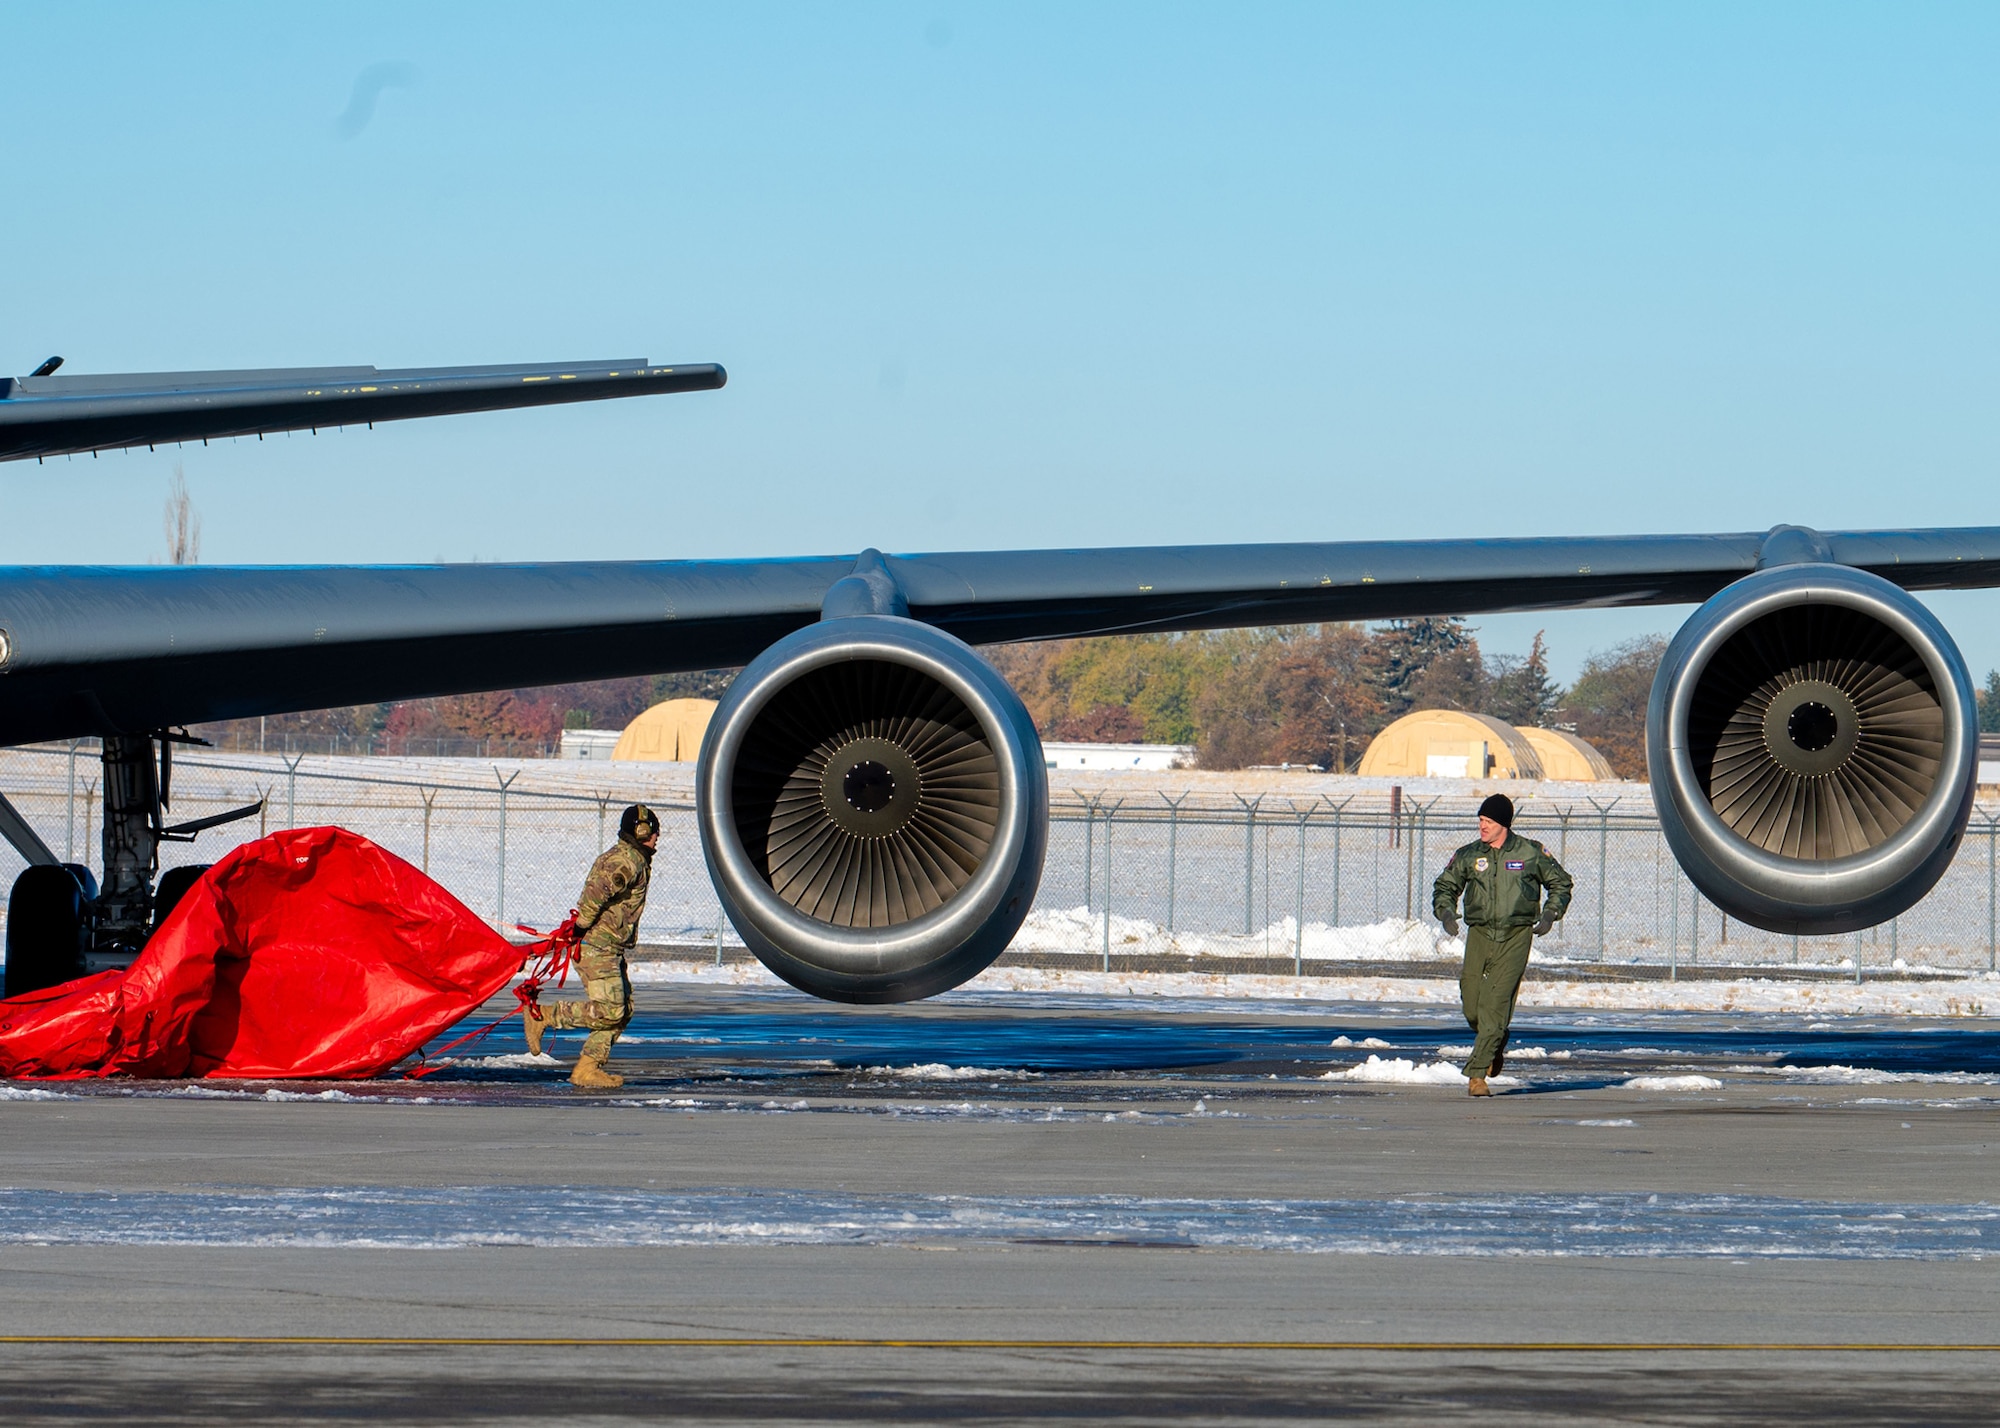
[1532,916,1555,936]
[1441,914,1461,938]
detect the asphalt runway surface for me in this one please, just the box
[2,982,1997,1425]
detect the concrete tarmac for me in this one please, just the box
[1,984,1996,1424]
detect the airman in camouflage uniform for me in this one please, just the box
[525,803,657,1089]
[1432,793,1572,1098]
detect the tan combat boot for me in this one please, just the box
[1467,1076,1492,1097]
[570,1054,624,1090]
[522,1006,546,1057]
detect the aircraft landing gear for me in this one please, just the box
[2,732,262,998]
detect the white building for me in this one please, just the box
[558,728,623,761]
[1041,740,1194,772]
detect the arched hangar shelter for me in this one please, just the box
[1358,710,1541,780]
[1513,725,1617,782]
[612,698,718,762]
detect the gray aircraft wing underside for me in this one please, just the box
[0,359,727,462]
[2,525,1998,746]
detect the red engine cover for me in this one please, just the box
[0,827,524,1080]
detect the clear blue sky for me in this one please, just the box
[4,3,1998,683]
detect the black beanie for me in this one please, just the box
[1477,794,1514,828]
[619,803,659,843]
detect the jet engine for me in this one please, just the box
[1648,562,1978,934]
[697,615,1048,1003]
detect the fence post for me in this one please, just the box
[1236,795,1262,935]
[1587,797,1620,961]
[1163,793,1186,934]
[1293,805,1308,975]
[715,900,725,967]
[1988,815,1997,972]
[65,739,80,861]
[596,797,609,854]
[1098,799,1123,970]
[1078,792,1096,914]
[494,768,519,927]
[283,754,305,830]
[1324,796,1350,928]
[419,787,437,873]
[1668,869,1679,982]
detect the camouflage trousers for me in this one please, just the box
[540,946,633,1061]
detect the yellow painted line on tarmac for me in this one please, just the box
[0,1337,1997,1352]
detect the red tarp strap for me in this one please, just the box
[403,914,580,1079]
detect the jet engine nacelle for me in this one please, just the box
[697,615,1048,1003]
[1648,563,1978,935]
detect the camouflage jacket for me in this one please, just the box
[574,837,652,952]
[1432,831,1573,932]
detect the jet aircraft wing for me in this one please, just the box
[1,525,1997,746]
[0,359,726,462]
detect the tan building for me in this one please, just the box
[1358,710,1546,780]
[611,698,718,762]
[1512,725,1617,781]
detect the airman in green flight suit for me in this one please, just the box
[1432,793,1573,1097]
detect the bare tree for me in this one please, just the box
[164,465,201,565]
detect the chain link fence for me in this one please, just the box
[3,744,1997,980]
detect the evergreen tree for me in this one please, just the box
[1981,670,2000,735]
[1367,617,1475,717]
[1486,631,1562,726]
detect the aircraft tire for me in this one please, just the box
[3,865,92,1000]
[152,864,212,935]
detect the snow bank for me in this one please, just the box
[1323,1055,1518,1086]
[1010,909,1450,962]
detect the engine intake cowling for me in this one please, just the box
[1647,563,1978,934]
[697,616,1047,1003]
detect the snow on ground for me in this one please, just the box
[1320,1055,1520,1087]
[1730,1065,2000,1085]
[621,958,2000,1017]
[863,1064,1038,1081]
[1621,1075,1725,1091]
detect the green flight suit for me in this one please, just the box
[542,836,652,1062]
[1432,831,1573,1079]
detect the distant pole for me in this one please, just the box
[1988,817,1997,971]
